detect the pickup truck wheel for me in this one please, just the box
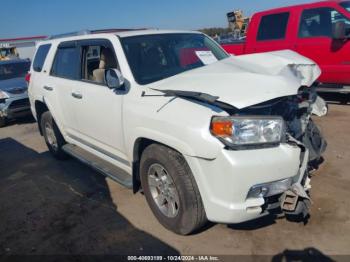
[0,117,6,128]
[140,144,207,235]
[41,111,68,160]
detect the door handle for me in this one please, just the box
[71,91,83,99]
[43,85,54,91]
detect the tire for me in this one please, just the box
[40,111,68,160]
[340,94,349,105]
[140,144,207,235]
[0,117,6,128]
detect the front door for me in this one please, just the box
[69,40,128,164]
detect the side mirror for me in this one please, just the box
[105,68,125,89]
[333,21,346,40]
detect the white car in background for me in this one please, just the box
[28,29,327,235]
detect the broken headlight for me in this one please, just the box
[210,116,285,148]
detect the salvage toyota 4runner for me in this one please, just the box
[28,29,327,235]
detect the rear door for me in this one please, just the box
[295,7,350,84]
[44,41,81,135]
[30,43,52,111]
[245,11,294,53]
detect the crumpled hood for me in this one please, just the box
[0,77,27,93]
[150,50,321,109]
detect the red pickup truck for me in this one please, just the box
[222,0,350,88]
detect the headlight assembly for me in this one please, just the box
[210,116,285,148]
[0,91,9,103]
[0,91,9,100]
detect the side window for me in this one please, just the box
[257,12,290,41]
[33,44,51,72]
[81,44,118,84]
[299,7,350,38]
[51,46,80,80]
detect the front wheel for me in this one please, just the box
[41,111,68,160]
[140,144,207,235]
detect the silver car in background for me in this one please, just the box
[0,59,31,127]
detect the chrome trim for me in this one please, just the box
[67,133,130,166]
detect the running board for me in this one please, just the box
[317,84,350,94]
[62,144,133,189]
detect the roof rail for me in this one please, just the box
[48,30,91,40]
[48,28,149,40]
[91,28,148,34]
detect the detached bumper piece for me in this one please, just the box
[262,178,312,222]
[281,188,311,220]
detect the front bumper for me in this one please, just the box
[185,142,309,224]
[0,93,31,119]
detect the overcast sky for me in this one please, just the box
[1,0,315,38]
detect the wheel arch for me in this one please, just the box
[34,100,49,135]
[131,137,189,193]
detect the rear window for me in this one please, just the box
[51,47,80,80]
[33,44,51,72]
[0,61,31,81]
[257,12,290,41]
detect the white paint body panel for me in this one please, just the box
[28,31,320,224]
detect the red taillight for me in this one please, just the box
[25,73,31,84]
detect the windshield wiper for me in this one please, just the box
[151,88,219,103]
[143,88,237,113]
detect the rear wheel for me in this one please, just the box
[41,111,68,160]
[140,144,207,235]
[0,117,6,128]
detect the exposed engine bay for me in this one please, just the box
[235,86,327,166]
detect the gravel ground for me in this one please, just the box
[0,100,349,259]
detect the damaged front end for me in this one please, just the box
[150,49,326,222]
[235,86,327,221]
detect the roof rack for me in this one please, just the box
[48,28,149,40]
[48,30,90,40]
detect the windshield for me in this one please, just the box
[340,1,350,12]
[0,61,30,81]
[120,33,229,85]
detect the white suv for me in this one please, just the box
[28,29,327,235]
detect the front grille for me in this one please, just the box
[8,98,30,109]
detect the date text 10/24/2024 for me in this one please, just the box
[127,256,220,261]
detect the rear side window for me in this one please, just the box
[299,7,350,38]
[257,12,290,41]
[33,44,51,72]
[51,47,80,80]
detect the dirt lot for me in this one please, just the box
[0,99,349,259]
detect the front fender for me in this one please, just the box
[127,126,222,162]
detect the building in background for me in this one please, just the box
[0,36,47,61]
